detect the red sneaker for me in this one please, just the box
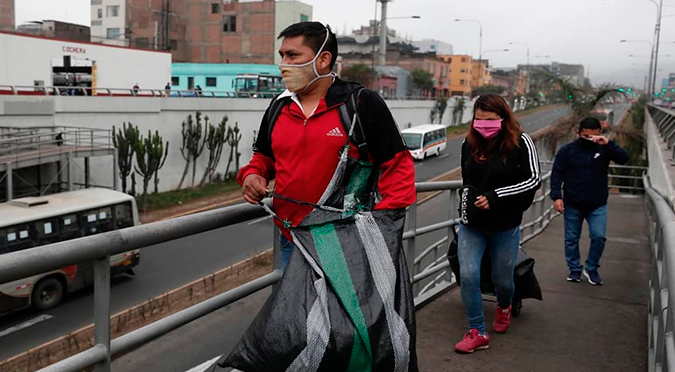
[454,329,489,353]
[493,305,512,334]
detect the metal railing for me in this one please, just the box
[0,166,645,372]
[648,105,675,162]
[0,85,437,101]
[0,126,113,160]
[644,175,675,372]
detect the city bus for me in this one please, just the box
[232,73,285,97]
[401,124,447,160]
[591,108,614,132]
[0,188,140,315]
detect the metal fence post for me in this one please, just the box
[448,189,457,283]
[407,202,418,283]
[113,148,119,191]
[530,197,538,236]
[539,181,548,230]
[93,256,111,372]
[7,161,12,201]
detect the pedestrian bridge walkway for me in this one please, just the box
[416,194,649,372]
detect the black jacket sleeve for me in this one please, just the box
[485,133,541,210]
[606,140,630,165]
[358,89,408,165]
[550,144,569,201]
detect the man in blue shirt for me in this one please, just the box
[550,117,629,285]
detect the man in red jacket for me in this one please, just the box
[237,22,416,270]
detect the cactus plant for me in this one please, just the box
[177,112,207,189]
[225,122,243,179]
[135,130,169,210]
[199,115,229,186]
[112,122,140,193]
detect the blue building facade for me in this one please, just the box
[171,63,281,94]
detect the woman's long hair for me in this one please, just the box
[467,94,521,162]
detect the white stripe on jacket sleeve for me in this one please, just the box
[494,133,541,197]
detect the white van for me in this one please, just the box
[401,124,447,160]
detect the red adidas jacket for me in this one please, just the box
[237,79,416,238]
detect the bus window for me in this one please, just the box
[36,219,57,237]
[97,207,114,233]
[424,133,432,146]
[5,224,33,252]
[81,210,100,235]
[402,133,422,150]
[115,202,134,229]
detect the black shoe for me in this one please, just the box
[583,269,603,285]
[566,271,582,282]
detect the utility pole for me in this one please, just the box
[378,0,390,67]
[652,0,664,99]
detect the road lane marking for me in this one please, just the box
[247,215,273,226]
[184,355,222,372]
[0,315,53,338]
[414,162,424,168]
[438,154,450,160]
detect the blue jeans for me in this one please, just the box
[458,224,520,334]
[563,204,607,273]
[279,233,295,272]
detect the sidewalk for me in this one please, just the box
[415,194,650,372]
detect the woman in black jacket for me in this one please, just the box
[454,94,541,353]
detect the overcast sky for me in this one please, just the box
[15,0,675,88]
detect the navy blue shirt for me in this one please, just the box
[550,139,630,212]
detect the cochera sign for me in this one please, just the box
[62,45,86,54]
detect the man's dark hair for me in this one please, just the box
[278,22,338,69]
[579,117,601,131]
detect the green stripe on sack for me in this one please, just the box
[343,164,372,215]
[310,223,372,372]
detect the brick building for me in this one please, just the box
[90,0,311,63]
[0,0,14,31]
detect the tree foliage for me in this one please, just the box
[411,69,434,96]
[535,68,623,155]
[472,84,506,98]
[341,64,378,87]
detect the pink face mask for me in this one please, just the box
[473,119,503,139]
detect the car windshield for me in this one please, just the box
[402,133,422,150]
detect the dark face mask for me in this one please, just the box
[578,137,597,149]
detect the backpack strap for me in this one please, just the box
[267,96,292,152]
[338,88,369,161]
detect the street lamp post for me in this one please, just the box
[454,19,483,62]
[508,42,530,71]
[477,49,509,87]
[621,39,655,98]
[378,0,390,67]
[652,0,665,98]
[377,0,420,67]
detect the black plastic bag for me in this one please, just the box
[446,226,543,301]
[219,209,418,372]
